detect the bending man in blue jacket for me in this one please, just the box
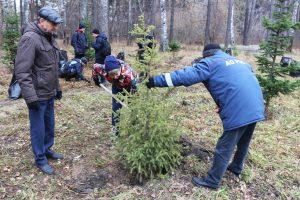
[146,43,265,190]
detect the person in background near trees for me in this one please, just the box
[60,57,90,82]
[92,28,111,84]
[146,43,265,190]
[71,23,88,59]
[14,6,64,175]
[92,55,137,135]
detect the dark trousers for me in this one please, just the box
[205,122,257,187]
[111,85,123,126]
[28,97,55,165]
[75,52,85,59]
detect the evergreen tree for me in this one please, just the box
[116,16,182,182]
[169,38,181,66]
[2,13,21,71]
[256,0,300,111]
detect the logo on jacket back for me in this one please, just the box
[225,59,246,66]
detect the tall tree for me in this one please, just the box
[127,0,133,45]
[243,0,257,45]
[80,0,88,20]
[92,0,99,28]
[0,0,2,41]
[169,0,175,40]
[204,0,213,45]
[99,0,109,38]
[160,0,168,52]
[225,0,234,49]
[266,0,275,40]
[287,0,300,52]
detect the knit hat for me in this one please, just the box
[104,56,120,72]
[79,23,85,29]
[202,43,221,57]
[92,28,100,34]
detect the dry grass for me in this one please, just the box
[0,45,299,199]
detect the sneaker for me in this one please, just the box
[191,177,218,190]
[36,164,55,175]
[46,152,64,160]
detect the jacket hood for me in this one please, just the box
[24,22,53,37]
[100,32,107,40]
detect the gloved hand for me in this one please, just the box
[27,101,40,110]
[93,77,100,87]
[55,91,62,100]
[146,77,155,89]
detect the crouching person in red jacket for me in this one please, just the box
[92,55,137,135]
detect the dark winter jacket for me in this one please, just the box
[64,59,86,80]
[92,32,109,64]
[153,50,265,131]
[15,22,61,104]
[71,30,88,54]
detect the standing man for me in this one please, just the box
[92,29,111,84]
[15,7,64,175]
[71,23,88,59]
[146,43,265,189]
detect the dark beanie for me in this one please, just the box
[202,43,221,57]
[105,56,120,72]
[92,28,100,34]
[79,23,85,29]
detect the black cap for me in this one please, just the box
[202,43,221,57]
[79,23,85,29]
[92,28,100,34]
[39,7,63,24]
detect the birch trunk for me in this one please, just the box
[160,0,168,52]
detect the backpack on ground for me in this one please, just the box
[102,39,111,56]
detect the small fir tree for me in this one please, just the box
[116,16,182,182]
[256,0,300,111]
[168,38,181,66]
[2,13,21,71]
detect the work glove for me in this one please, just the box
[93,77,100,87]
[146,77,155,89]
[55,91,62,100]
[27,101,40,110]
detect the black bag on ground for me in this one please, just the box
[8,73,22,100]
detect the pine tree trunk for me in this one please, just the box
[127,0,133,45]
[80,0,88,20]
[225,0,234,49]
[160,0,168,52]
[99,0,109,38]
[169,0,175,40]
[287,0,300,52]
[204,0,212,45]
[0,0,3,41]
[243,0,256,45]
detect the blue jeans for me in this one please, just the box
[28,97,55,165]
[204,122,256,187]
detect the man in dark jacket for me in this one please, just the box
[15,7,64,175]
[92,29,111,84]
[146,43,265,189]
[71,23,88,59]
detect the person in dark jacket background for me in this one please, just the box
[71,23,88,59]
[146,43,265,189]
[15,7,64,175]
[92,29,111,84]
[61,57,89,82]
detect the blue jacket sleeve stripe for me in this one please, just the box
[165,73,174,86]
